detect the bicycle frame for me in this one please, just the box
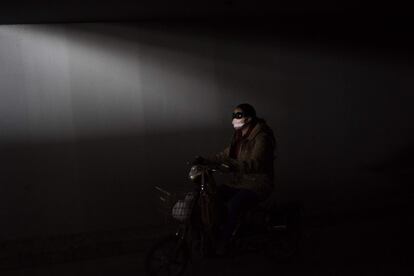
[173,165,219,256]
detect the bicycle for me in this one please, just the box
[145,161,303,276]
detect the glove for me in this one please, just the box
[217,162,232,173]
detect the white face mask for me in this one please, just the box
[232,118,245,130]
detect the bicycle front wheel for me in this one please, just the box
[145,235,189,276]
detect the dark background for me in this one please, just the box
[0,1,413,273]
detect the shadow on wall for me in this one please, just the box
[64,20,414,67]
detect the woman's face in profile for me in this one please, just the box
[232,108,250,130]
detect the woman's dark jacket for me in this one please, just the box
[208,119,276,200]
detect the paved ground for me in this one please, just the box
[2,211,412,276]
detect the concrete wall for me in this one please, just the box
[0,23,412,240]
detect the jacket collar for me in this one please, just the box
[245,120,265,141]
[231,120,267,143]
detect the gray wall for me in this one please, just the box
[0,23,412,240]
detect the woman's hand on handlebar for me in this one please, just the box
[217,163,232,173]
[191,156,208,166]
[190,156,233,173]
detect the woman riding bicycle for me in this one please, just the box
[196,103,277,255]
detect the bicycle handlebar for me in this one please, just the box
[189,156,232,173]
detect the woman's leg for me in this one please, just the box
[217,188,259,253]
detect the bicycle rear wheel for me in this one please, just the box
[266,207,304,261]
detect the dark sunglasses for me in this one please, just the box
[232,112,244,119]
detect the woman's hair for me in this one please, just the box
[236,103,257,119]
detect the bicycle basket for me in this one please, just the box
[171,192,195,222]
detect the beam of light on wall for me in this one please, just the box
[0,24,221,143]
